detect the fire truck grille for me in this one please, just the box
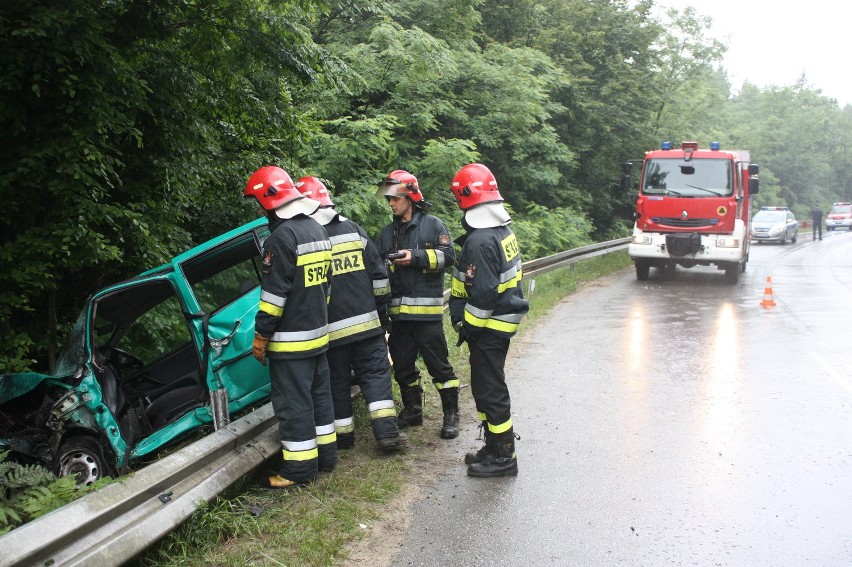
[651,217,719,228]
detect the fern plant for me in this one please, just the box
[0,451,113,534]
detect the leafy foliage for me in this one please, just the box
[1,0,332,371]
[0,451,112,533]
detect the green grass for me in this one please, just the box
[131,250,632,567]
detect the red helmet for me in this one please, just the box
[244,166,302,211]
[450,163,503,210]
[295,176,334,207]
[376,169,423,203]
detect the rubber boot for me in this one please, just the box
[438,388,460,439]
[377,430,409,451]
[464,421,491,465]
[336,431,355,450]
[397,384,423,427]
[372,416,409,451]
[467,428,518,477]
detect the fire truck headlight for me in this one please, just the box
[631,235,652,245]
[716,237,740,248]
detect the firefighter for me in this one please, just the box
[448,163,528,477]
[375,170,460,439]
[294,176,407,451]
[244,166,337,489]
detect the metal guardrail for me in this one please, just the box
[522,237,629,277]
[0,237,629,567]
[0,405,279,567]
[441,237,630,303]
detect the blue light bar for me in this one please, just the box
[710,141,720,150]
[661,141,671,150]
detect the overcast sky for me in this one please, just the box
[652,1,852,107]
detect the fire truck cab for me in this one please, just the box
[622,141,760,284]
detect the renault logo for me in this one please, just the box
[681,210,688,218]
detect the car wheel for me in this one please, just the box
[57,436,111,487]
[792,231,797,243]
[634,260,650,281]
[724,262,739,284]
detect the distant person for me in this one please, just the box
[811,206,824,240]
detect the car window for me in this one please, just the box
[642,158,733,196]
[183,228,268,315]
[753,211,784,222]
[92,280,193,370]
[830,205,852,214]
[116,294,192,367]
[192,255,261,315]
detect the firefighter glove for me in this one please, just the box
[455,325,467,347]
[252,332,270,366]
[379,313,392,334]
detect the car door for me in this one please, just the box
[90,275,207,461]
[180,221,271,424]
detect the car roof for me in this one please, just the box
[138,217,268,278]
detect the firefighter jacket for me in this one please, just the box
[449,225,529,339]
[255,215,332,359]
[316,210,391,347]
[375,209,455,322]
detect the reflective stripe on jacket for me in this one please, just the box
[255,215,332,359]
[320,213,389,347]
[449,225,528,338]
[375,209,455,322]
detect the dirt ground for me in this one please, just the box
[340,394,478,566]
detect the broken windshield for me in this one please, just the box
[53,310,87,377]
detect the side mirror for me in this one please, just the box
[748,163,759,175]
[749,177,760,195]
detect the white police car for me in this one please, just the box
[750,206,798,244]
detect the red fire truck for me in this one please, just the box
[623,141,760,283]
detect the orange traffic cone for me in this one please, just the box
[760,276,777,308]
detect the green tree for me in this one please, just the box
[0,0,331,371]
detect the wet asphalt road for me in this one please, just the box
[388,231,852,566]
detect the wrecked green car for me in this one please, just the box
[0,218,272,485]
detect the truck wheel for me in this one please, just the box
[56,435,112,487]
[635,260,650,281]
[724,263,739,284]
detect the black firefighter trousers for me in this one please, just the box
[269,354,337,483]
[327,333,399,442]
[387,319,457,389]
[467,330,512,429]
